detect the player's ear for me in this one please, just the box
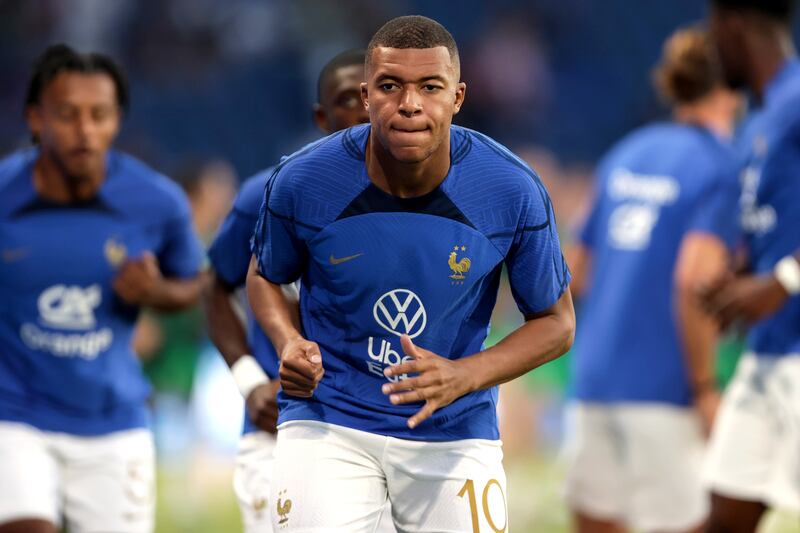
[312,103,329,133]
[361,82,369,111]
[453,82,466,115]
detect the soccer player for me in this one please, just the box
[246,15,575,532]
[701,1,800,530]
[563,26,741,533]
[205,49,369,533]
[0,45,202,533]
[0,45,203,533]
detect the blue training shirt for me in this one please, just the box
[573,122,739,406]
[208,167,280,434]
[253,124,570,441]
[0,149,203,435]
[736,59,800,357]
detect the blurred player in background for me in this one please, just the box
[702,1,800,530]
[0,45,203,533]
[247,15,574,532]
[565,27,741,533]
[205,49,371,533]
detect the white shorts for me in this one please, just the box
[270,421,507,532]
[0,421,155,532]
[704,353,800,513]
[235,431,278,533]
[563,402,707,532]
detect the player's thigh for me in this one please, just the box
[0,422,60,528]
[562,403,624,522]
[387,437,508,533]
[234,431,277,533]
[60,428,155,533]
[621,404,707,532]
[704,355,779,506]
[270,421,388,532]
[762,355,800,512]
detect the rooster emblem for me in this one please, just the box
[448,246,471,280]
[276,491,292,525]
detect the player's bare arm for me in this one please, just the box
[384,288,575,428]
[204,270,280,432]
[700,249,800,330]
[112,250,204,311]
[246,256,323,398]
[674,232,729,435]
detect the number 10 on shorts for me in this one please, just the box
[458,478,507,532]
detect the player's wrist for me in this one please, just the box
[773,255,800,296]
[231,355,270,399]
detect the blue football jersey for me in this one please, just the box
[253,124,570,441]
[208,167,280,434]
[573,123,739,406]
[0,149,203,435]
[736,60,800,356]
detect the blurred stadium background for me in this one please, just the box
[1,1,797,531]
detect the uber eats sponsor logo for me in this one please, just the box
[20,284,112,360]
[367,289,426,382]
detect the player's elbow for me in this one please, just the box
[556,307,576,356]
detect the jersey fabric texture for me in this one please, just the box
[573,122,739,406]
[0,149,203,435]
[253,124,570,441]
[736,59,800,356]
[208,167,280,434]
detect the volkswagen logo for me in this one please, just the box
[373,289,427,339]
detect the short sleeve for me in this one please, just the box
[252,171,308,284]
[208,173,271,288]
[505,179,571,316]
[157,194,203,279]
[686,163,741,248]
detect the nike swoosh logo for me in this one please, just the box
[329,252,364,265]
[2,248,29,262]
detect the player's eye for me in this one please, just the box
[92,106,114,122]
[423,84,442,92]
[379,82,398,92]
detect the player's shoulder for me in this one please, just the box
[234,166,276,216]
[273,126,365,185]
[106,150,191,217]
[268,126,370,223]
[447,126,550,213]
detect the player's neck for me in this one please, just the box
[674,92,736,139]
[365,134,451,198]
[33,151,104,203]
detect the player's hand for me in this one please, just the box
[113,251,163,306]
[382,335,471,429]
[246,381,281,434]
[279,337,324,398]
[694,388,720,439]
[698,272,788,330]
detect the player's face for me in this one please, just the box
[27,71,121,184]
[709,6,748,90]
[317,64,368,133]
[362,46,465,164]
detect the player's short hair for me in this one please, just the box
[317,49,366,102]
[711,0,796,21]
[366,15,460,76]
[25,44,129,112]
[652,27,721,106]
